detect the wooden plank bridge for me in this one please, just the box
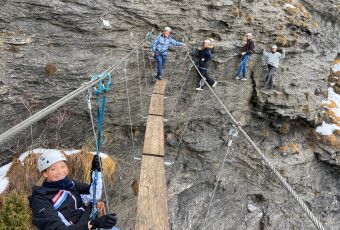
[135,79,170,230]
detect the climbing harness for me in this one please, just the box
[88,73,111,218]
[201,125,239,230]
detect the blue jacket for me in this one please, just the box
[152,34,183,56]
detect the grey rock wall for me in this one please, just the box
[1,0,340,229]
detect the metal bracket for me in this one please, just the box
[141,115,148,119]
[163,118,169,122]
[122,60,128,68]
[134,156,142,161]
[164,161,174,166]
[228,125,239,146]
[163,96,167,99]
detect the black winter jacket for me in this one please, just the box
[244,39,254,55]
[198,47,213,68]
[28,182,92,230]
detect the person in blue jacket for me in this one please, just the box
[235,33,255,80]
[28,152,118,230]
[151,27,185,82]
[195,39,217,90]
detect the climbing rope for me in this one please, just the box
[88,73,111,217]
[85,87,110,214]
[167,46,185,84]
[136,48,145,119]
[141,43,149,90]
[169,52,189,92]
[0,30,153,146]
[201,125,239,230]
[122,61,135,155]
[233,42,242,55]
[167,63,193,119]
[174,89,201,155]
[184,48,325,230]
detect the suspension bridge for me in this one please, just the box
[0,30,326,230]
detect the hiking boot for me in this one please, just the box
[258,85,265,89]
[241,78,247,81]
[235,76,240,80]
[195,87,203,91]
[152,78,157,83]
[212,82,217,88]
[158,75,162,80]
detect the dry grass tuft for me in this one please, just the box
[278,34,287,46]
[10,45,19,53]
[232,7,239,17]
[239,10,244,18]
[246,13,254,21]
[305,92,310,100]
[280,24,286,30]
[290,143,298,150]
[285,7,298,15]
[197,10,202,17]
[305,105,311,115]
[309,130,340,148]
[333,59,340,65]
[292,38,299,46]
[280,146,288,151]
[312,22,319,28]
[287,16,295,24]
[298,107,303,112]
[131,179,139,196]
[301,21,307,27]
[273,1,277,7]
[304,12,312,21]
[238,0,242,6]
[45,62,58,77]
[279,122,290,134]
[280,170,286,176]
[3,147,116,196]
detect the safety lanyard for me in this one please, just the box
[90,73,111,219]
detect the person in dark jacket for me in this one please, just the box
[235,33,254,80]
[195,39,217,90]
[151,26,186,82]
[28,152,117,230]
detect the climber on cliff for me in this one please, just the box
[258,45,285,90]
[28,152,118,230]
[234,33,255,81]
[195,39,217,90]
[151,26,186,82]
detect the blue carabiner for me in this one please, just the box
[101,73,111,92]
[91,75,103,94]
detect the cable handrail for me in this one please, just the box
[0,30,153,146]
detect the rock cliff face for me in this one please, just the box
[1,0,340,229]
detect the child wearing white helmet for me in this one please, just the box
[259,45,285,90]
[195,39,217,90]
[151,26,186,82]
[28,152,118,230]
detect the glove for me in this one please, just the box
[90,213,117,229]
[91,155,102,172]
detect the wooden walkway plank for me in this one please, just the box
[135,155,169,230]
[149,94,164,116]
[142,115,164,156]
[152,79,167,95]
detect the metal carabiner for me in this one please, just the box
[91,75,102,93]
[101,73,111,92]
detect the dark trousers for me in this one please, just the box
[198,66,215,87]
[262,65,277,89]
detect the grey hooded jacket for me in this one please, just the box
[262,50,285,68]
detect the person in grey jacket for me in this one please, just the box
[259,45,285,90]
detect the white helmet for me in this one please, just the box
[164,26,171,32]
[204,40,211,44]
[246,33,252,37]
[272,45,278,49]
[38,152,67,172]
